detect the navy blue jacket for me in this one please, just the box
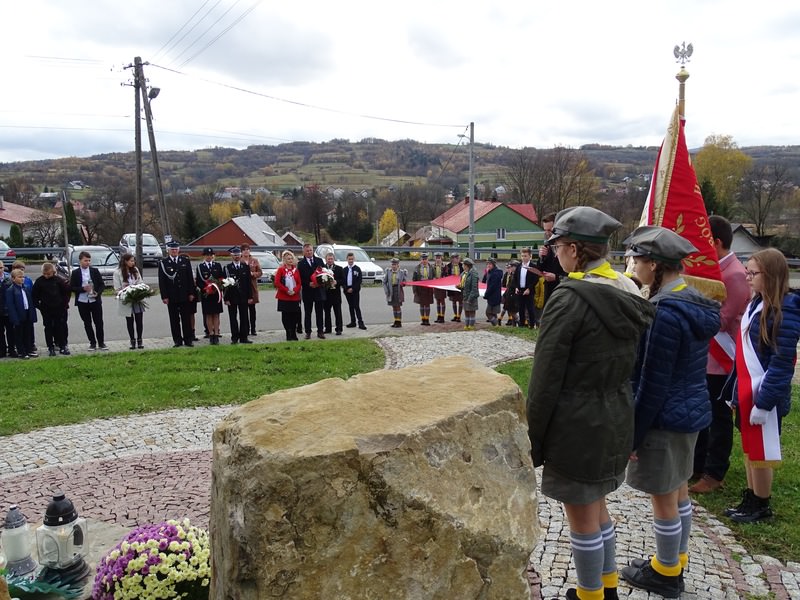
[737,292,800,417]
[5,283,38,326]
[483,266,503,306]
[631,284,721,450]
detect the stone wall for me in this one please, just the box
[210,355,539,599]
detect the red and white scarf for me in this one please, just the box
[735,300,781,464]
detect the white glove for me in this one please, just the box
[750,406,770,426]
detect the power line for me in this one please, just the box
[150,63,466,129]
[152,0,215,63]
[178,0,262,68]
[168,0,244,67]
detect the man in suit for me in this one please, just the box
[224,246,253,344]
[297,243,326,339]
[342,252,366,330]
[536,212,567,309]
[159,240,195,347]
[70,250,107,350]
[514,247,540,328]
[323,252,344,335]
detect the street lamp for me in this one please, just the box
[458,122,475,259]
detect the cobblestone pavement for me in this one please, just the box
[3,325,799,599]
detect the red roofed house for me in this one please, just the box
[188,214,285,256]
[0,198,61,239]
[430,198,543,252]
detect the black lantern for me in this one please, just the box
[35,492,90,584]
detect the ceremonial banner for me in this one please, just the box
[638,106,725,301]
[403,275,493,297]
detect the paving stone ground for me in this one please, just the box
[2,324,799,599]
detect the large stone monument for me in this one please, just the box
[210,355,539,599]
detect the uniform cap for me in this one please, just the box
[229,246,242,255]
[202,247,215,256]
[390,257,400,264]
[166,241,180,248]
[433,251,443,257]
[463,257,474,266]
[547,206,621,245]
[623,225,698,265]
[420,252,429,259]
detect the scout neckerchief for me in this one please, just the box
[736,298,781,464]
[567,260,618,281]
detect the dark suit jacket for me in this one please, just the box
[342,264,362,294]
[537,248,566,301]
[224,261,252,304]
[297,255,326,302]
[70,266,105,305]
[326,263,344,304]
[158,255,194,303]
[513,260,539,294]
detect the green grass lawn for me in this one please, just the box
[498,358,800,564]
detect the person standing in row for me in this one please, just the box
[323,252,344,335]
[483,257,503,326]
[71,250,107,351]
[690,215,751,493]
[383,257,407,327]
[621,226,720,599]
[431,251,448,323]
[159,241,195,348]
[224,246,253,344]
[196,247,225,345]
[444,253,463,322]
[298,243,326,339]
[241,244,262,336]
[0,263,12,358]
[500,260,519,326]
[32,263,71,356]
[723,248,800,523]
[274,250,301,341]
[460,257,480,330]
[6,268,39,359]
[536,213,567,311]
[527,207,654,600]
[343,252,366,330]
[113,254,147,350]
[12,261,37,353]
[515,247,540,328]
[412,252,435,326]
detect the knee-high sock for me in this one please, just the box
[678,498,692,568]
[599,520,618,589]
[570,530,604,597]
[652,517,682,576]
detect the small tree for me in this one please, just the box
[8,224,24,247]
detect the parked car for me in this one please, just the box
[314,244,384,283]
[57,245,120,283]
[251,251,281,283]
[119,233,163,265]
[0,240,17,267]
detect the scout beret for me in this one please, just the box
[547,206,621,245]
[623,225,698,265]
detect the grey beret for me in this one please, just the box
[548,206,621,245]
[623,225,698,265]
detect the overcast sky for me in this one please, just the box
[1,0,797,163]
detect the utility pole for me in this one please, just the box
[133,57,144,269]
[140,77,170,241]
[468,121,475,260]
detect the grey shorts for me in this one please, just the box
[541,465,625,505]
[626,429,698,495]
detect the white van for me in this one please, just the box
[314,244,384,283]
[119,233,163,265]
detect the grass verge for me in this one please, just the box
[497,359,800,564]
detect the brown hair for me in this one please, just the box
[41,262,56,275]
[647,261,682,297]
[240,243,251,251]
[12,260,26,270]
[749,248,789,350]
[573,240,609,273]
[120,253,140,281]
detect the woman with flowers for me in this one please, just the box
[195,247,225,345]
[274,250,302,341]
[114,253,148,349]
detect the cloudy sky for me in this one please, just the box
[1,0,798,163]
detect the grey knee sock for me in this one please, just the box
[570,530,604,592]
[600,520,616,576]
[678,498,692,557]
[653,517,682,569]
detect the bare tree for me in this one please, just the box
[24,210,63,247]
[299,185,329,244]
[736,162,794,237]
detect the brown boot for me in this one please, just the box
[689,474,723,493]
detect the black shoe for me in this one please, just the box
[346,322,357,328]
[296,327,303,334]
[230,339,239,345]
[48,347,56,357]
[358,323,367,330]
[317,332,326,339]
[729,494,772,523]
[304,332,311,340]
[629,558,684,592]
[173,343,183,348]
[335,330,342,335]
[130,340,136,350]
[324,329,332,334]
[137,340,144,349]
[98,344,109,351]
[88,344,97,351]
[240,339,253,344]
[620,562,681,598]
[184,342,194,347]
[250,330,256,336]
[724,488,755,517]
[59,346,71,355]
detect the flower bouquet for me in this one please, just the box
[313,267,337,290]
[201,277,223,303]
[116,283,157,309]
[93,519,211,600]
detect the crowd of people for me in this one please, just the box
[527,208,800,600]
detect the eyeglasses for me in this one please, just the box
[551,243,573,252]
[745,270,762,279]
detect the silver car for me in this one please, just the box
[119,233,163,266]
[251,252,281,283]
[0,240,17,267]
[58,245,120,283]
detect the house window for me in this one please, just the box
[496,228,506,240]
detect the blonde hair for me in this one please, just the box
[41,262,56,275]
[281,250,296,262]
[749,248,790,350]
[10,268,24,280]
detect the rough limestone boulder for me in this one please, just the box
[210,355,539,599]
